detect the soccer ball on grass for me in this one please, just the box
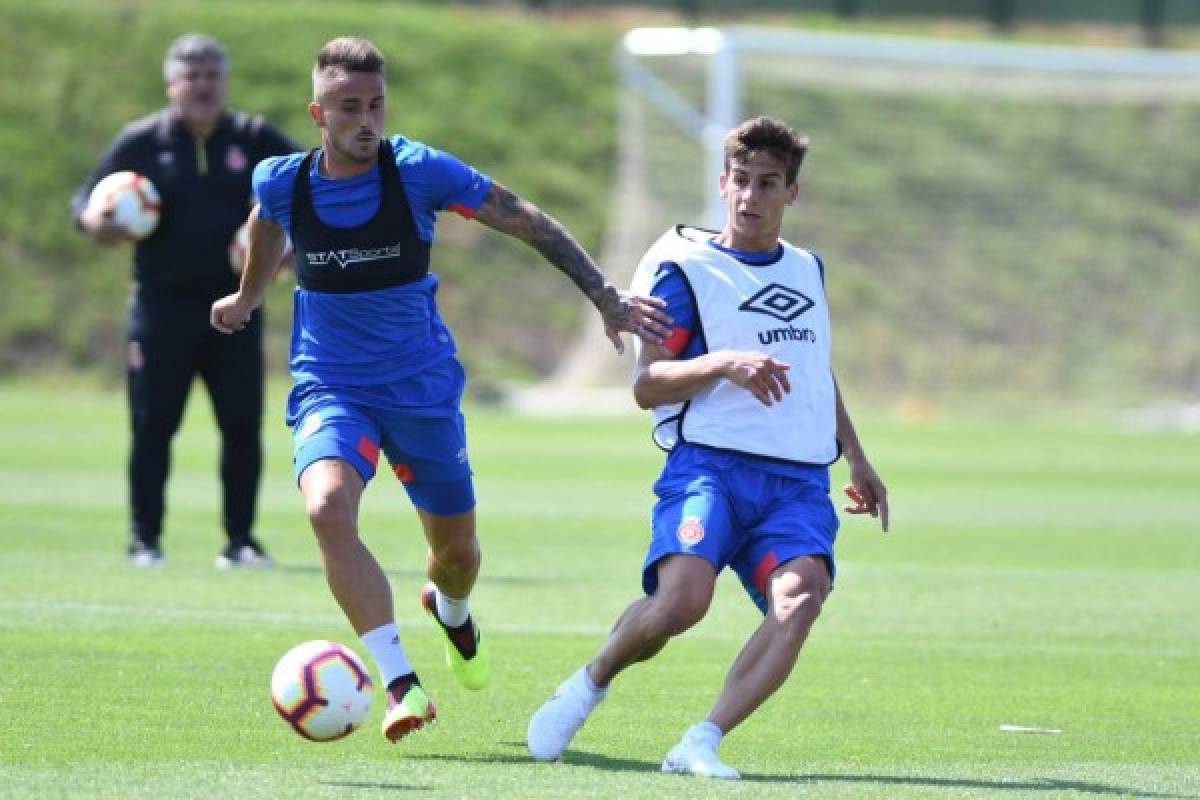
[270,640,373,741]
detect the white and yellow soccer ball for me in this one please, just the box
[270,640,373,742]
[229,220,294,276]
[86,171,161,239]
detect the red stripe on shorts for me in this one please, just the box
[356,436,380,467]
[751,550,780,595]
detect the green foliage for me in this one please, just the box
[636,53,1200,405]
[766,86,1200,403]
[0,0,616,383]
[4,0,1198,406]
[0,379,1198,797]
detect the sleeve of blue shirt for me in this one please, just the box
[650,262,705,359]
[253,154,303,229]
[403,140,492,217]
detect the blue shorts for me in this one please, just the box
[643,445,838,613]
[290,393,475,517]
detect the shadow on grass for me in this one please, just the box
[402,751,543,767]
[410,743,662,773]
[275,563,564,585]
[744,773,1197,798]
[395,743,1198,799]
[562,757,1195,797]
[400,743,658,772]
[318,780,433,792]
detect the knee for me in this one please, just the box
[132,412,181,442]
[643,591,710,638]
[430,535,480,573]
[305,490,356,541]
[769,572,829,641]
[776,589,824,634]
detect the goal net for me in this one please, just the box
[531,27,1200,413]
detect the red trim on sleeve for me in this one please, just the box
[447,202,476,219]
[662,326,693,356]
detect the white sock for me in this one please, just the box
[435,589,470,628]
[685,720,724,749]
[360,622,413,688]
[574,665,607,704]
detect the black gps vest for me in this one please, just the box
[291,139,432,293]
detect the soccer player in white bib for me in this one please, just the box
[527,116,889,779]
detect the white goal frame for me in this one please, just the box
[517,26,1200,411]
[620,26,1200,229]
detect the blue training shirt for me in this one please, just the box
[254,135,491,391]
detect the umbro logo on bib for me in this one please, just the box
[739,283,813,323]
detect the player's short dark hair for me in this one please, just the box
[312,37,385,100]
[314,36,385,78]
[724,116,809,184]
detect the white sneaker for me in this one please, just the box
[214,541,274,570]
[526,667,605,762]
[661,737,740,780]
[127,541,164,568]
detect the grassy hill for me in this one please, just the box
[2,0,1197,408]
[0,0,619,385]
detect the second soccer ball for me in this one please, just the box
[86,171,160,239]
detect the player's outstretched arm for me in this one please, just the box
[634,346,791,409]
[834,375,889,532]
[473,181,671,353]
[211,208,286,335]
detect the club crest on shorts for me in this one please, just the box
[676,516,705,545]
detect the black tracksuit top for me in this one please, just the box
[71,108,299,300]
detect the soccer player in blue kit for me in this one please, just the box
[210,37,671,743]
[527,117,889,778]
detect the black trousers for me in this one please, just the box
[126,291,263,547]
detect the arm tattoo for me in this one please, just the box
[476,183,628,322]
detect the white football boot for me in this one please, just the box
[661,728,741,780]
[527,666,606,761]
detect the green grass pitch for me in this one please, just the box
[0,380,1197,799]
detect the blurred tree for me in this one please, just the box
[1141,0,1166,47]
[676,0,701,20]
[987,0,1015,31]
[834,0,863,18]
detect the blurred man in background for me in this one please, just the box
[211,36,671,745]
[527,116,889,779]
[72,33,299,569]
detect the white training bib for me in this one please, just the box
[632,225,838,465]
